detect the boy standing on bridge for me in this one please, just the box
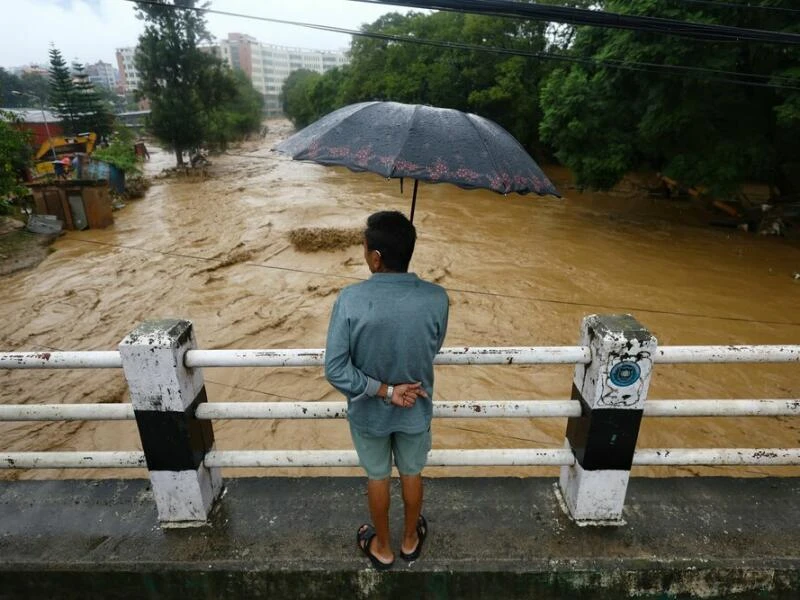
[325,211,449,570]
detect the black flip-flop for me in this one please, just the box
[356,524,394,571]
[400,514,428,562]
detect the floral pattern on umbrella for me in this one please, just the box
[274,101,559,219]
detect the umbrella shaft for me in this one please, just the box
[410,179,419,223]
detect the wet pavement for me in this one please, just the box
[0,476,798,599]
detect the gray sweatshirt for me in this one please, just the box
[324,272,449,436]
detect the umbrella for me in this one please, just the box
[274,101,559,222]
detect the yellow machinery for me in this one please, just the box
[34,132,97,176]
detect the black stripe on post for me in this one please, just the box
[133,388,214,472]
[566,383,643,471]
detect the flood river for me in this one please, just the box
[1,119,799,480]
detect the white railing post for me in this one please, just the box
[559,314,657,524]
[119,320,222,526]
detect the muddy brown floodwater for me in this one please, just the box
[1,119,799,481]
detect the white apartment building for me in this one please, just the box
[86,61,117,90]
[115,47,141,93]
[219,33,349,115]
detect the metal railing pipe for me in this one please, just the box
[0,351,122,369]
[644,399,800,417]
[184,346,592,368]
[0,404,135,421]
[196,401,347,420]
[654,345,800,363]
[1,399,798,423]
[194,400,582,420]
[2,448,798,469]
[0,451,146,469]
[633,448,800,466]
[203,448,576,468]
[3,345,799,370]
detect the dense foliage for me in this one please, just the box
[282,11,554,159]
[204,70,265,151]
[134,0,263,165]
[539,0,800,198]
[281,2,800,198]
[282,69,323,129]
[92,128,140,174]
[0,69,49,108]
[0,110,33,212]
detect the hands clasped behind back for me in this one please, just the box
[391,382,428,408]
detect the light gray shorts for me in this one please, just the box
[349,426,432,480]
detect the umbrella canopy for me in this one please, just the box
[274,101,559,221]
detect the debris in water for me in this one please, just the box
[288,227,362,253]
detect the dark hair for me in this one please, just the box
[364,211,416,272]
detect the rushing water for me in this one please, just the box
[1,119,799,480]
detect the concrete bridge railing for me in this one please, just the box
[1,314,798,527]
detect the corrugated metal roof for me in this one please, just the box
[1,107,60,123]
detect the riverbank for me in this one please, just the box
[1,476,798,599]
[0,218,56,277]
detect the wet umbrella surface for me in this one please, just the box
[274,101,559,220]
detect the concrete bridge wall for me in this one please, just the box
[1,476,798,599]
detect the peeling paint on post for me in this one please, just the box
[119,320,222,526]
[558,314,656,525]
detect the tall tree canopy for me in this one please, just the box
[281,69,323,129]
[135,0,262,165]
[281,2,798,200]
[282,11,555,158]
[71,62,114,137]
[0,69,49,108]
[539,0,800,198]
[48,46,78,133]
[48,48,115,136]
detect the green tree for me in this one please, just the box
[1,69,50,108]
[19,71,51,104]
[282,69,322,128]
[204,69,264,151]
[282,11,555,156]
[539,0,800,198]
[135,0,245,166]
[48,46,78,134]
[71,62,114,137]
[0,110,33,212]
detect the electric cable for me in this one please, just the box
[659,0,800,16]
[61,234,800,328]
[123,0,800,91]
[352,0,800,44]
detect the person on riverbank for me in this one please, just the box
[324,211,449,570]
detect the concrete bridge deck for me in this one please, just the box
[1,476,799,599]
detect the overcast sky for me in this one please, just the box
[1,0,412,69]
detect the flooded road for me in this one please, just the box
[1,119,799,480]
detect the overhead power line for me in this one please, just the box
[352,0,800,45]
[664,0,800,16]
[122,0,800,91]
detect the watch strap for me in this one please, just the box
[384,384,394,405]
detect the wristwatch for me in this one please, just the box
[384,385,394,406]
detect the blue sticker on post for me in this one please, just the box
[609,361,641,387]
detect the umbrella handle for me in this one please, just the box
[410,179,419,223]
